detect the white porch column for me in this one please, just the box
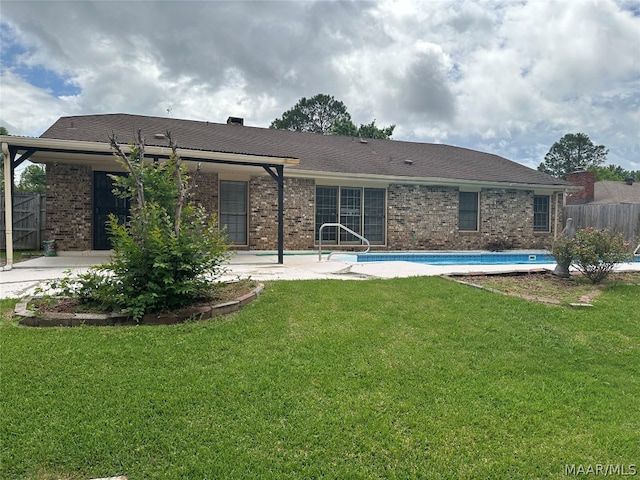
[2,142,13,270]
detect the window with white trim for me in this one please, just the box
[220,180,248,244]
[533,195,550,232]
[458,191,479,231]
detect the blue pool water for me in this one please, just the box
[355,252,558,265]
[354,251,640,265]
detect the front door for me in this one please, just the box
[93,172,129,250]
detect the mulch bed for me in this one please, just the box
[17,280,263,327]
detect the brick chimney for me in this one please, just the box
[566,170,595,204]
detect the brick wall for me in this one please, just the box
[45,163,559,252]
[387,185,458,249]
[249,176,315,250]
[386,184,557,250]
[190,171,218,217]
[566,171,595,204]
[46,163,93,250]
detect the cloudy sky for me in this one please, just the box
[1,0,639,177]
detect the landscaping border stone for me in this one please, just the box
[14,284,264,327]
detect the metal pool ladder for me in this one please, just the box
[318,223,370,261]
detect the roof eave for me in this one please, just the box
[288,168,574,191]
[0,135,299,167]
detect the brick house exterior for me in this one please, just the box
[13,114,572,252]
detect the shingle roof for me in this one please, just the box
[593,180,640,204]
[41,113,569,187]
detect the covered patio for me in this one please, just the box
[1,134,299,270]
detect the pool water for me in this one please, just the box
[353,251,640,265]
[355,251,558,265]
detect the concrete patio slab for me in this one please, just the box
[2,250,639,299]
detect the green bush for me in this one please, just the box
[570,227,632,284]
[40,133,230,320]
[98,202,228,319]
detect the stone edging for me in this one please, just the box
[15,284,264,327]
[441,271,595,307]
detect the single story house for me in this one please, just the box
[2,113,574,262]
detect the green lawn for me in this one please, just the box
[1,278,638,479]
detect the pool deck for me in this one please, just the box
[2,250,639,299]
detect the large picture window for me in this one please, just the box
[533,195,550,232]
[220,180,248,244]
[315,186,386,245]
[458,191,479,231]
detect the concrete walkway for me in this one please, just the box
[2,250,639,299]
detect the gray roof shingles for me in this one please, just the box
[593,181,640,204]
[41,113,569,187]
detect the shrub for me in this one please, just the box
[570,227,632,284]
[39,132,231,320]
[98,202,229,319]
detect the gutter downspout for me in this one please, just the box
[2,142,13,271]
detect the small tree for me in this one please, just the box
[569,228,632,284]
[47,131,231,320]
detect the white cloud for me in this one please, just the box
[0,0,638,171]
[0,71,78,136]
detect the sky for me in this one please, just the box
[1,0,639,179]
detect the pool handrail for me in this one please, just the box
[318,223,370,261]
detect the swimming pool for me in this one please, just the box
[348,251,640,266]
[353,251,557,265]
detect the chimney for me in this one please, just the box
[227,116,244,126]
[566,170,595,204]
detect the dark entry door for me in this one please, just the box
[93,172,129,250]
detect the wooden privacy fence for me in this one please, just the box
[564,203,640,245]
[0,193,47,250]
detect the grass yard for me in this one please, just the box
[0,250,43,267]
[1,277,638,479]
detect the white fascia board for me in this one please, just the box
[287,168,573,192]
[0,135,299,167]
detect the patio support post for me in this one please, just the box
[262,164,285,264]
[2,142,14,270]
[277,165,284,265]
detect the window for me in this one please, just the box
[315,186,338,242]
[533,195,550,232]
[315,186,386,245]
[340,187,361,242]
[220,180,248,244]
[459,191,479,231]
[364,188,385,243]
